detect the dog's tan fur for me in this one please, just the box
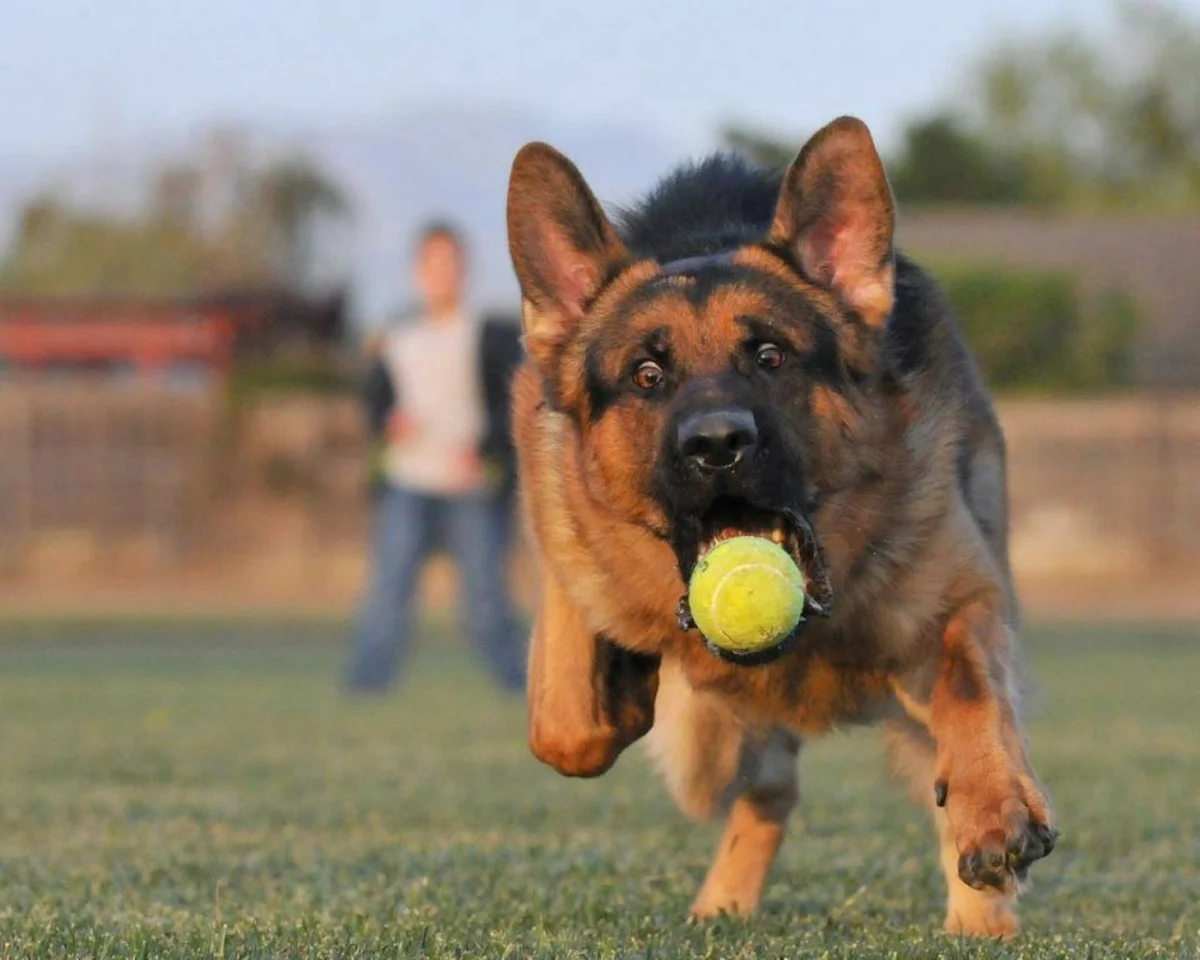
[507,116,1055,937]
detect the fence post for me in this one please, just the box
[0,391,34,574]
[1149,390,1179,570]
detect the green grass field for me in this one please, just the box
[0,619,1197,959]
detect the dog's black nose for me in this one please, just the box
[677,408,758,471]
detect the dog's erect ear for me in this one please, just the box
[507,142,628,361]
[767,116,895,327]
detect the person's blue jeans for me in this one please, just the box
[346,482,525,693]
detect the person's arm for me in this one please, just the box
[478,315,524,492]
[363,348,397,441]
[360,343,399,496]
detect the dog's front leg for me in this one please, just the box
[527,573,659,777]
[894,601,1057,937]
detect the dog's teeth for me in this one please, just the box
[771,529,786,545]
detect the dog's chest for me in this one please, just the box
[672,636,895,735]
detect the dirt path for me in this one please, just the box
[3,565,1196,624]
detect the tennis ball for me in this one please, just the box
[687,536,806,660]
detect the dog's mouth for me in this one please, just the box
[675,496,834,664]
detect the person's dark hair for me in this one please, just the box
[415,219,467,259]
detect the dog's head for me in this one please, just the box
[507,117,903,659]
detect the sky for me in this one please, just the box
[3,0,1185,162]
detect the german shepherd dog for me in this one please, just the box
[505,116,1057,937]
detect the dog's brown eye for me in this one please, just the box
[756,343,784,370]
[633,360,664,391]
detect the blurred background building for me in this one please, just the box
[1,0,1197,619]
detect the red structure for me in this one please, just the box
[0,287,348,382]
[0,299,237,380]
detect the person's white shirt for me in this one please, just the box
[379,310,486,495]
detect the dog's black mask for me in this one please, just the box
[652,372,834,665]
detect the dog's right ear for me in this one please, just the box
[506,143,628,364]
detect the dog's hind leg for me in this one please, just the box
[688,731,799,919]
[648,661,800,917]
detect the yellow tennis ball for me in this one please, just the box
[688,536,806,659]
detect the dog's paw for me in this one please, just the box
[958,818,1058,890]
[956,819,1057,891]
[944,772,1057,894]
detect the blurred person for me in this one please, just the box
[346,221,525,693]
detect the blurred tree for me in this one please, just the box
[0,147,352,298]
[964,0,1200,209]
[720,1,1200,211]
[150,165,203,233]
[248,158,350,291]
[719,116,1051,207]
[0,195,203,297]
[888,114,1037,205]
[719,124,800,169]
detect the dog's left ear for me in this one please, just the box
[507,142,629,366]
[767,116,895,328]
